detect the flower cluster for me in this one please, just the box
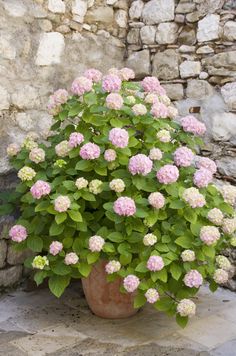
[184,270,203,288]
[181,250,195,262]
[109,179,125,193]
[149,148,162,161]
[71,76,93,96]
[182,187,206,208]
[200,226,220,245]
[32,256,49,270]
[89,179,103,194]
[113,197,136,216]
[7,143,20,156]
[80,143,100,160]
[193,168,213,188]
[104,149,117,162]
[174,147,194,167]
[143,233,157,246]
[148,192,165,209]
[123,275,140,293]
[220,185,236,205]
[105,260,121,274]
[156,129,171,143]
[106,93,123,110]
[177,299,196,317]
[9,225,27,243]
[109,128,129,148]
[89,235,105,252]
[128,154,153,176]
[132,103,147,116]
[147,255,164,271]
[30,180,51,199]
[145,289,160,304]
[18,166,36,181]
[65,252,79,265]
[47,89,69,115]
[68,132,84,148]
[75,177,88,190]
[54,195,71,212]
[196,157,217,174]
[50,241,63,256]
[207,208,224,226]
[84,68,102,82]
[102,74,121,92]
[222,218,236,235]
[55,140,71,157]
[156,165,179,184]
[213,269,229,284]
[180,115,206,136]
[216,255,231,271]
[151,102,168,119]
[29,148,45,164]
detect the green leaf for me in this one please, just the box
[84,92,97,105]
[78,263,92,277]
[154,297,173,312]
[27,236,43,252]
[49,221,64,236]
[170,263,182,281]
[169,200,185,209]
[184,209,197,223]
[103,242,116,253]
[81,191,96,201]
[48,275,70,298]
[51,262,71,276]
[135,208,149,218]
[209,280,218,292]
[190,222,201,236]
[107,232,124,243]
[120,252,132,265]
[175,236,192,248]
[63,181,76,191]
[75,160,92,171]
[55,213,67,225]
[133,294,146,309]
[62,237,73,248]
[68,210,83,222]
[135,261,148,273]
[110,118,123,128]
[87,252,99,264]
[34,270,47,286]
[151,269,167,283]
[202,245,215,259]
[35,201,50,212]
[95,166,107,176]
[176,314,188,328]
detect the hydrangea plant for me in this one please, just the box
[4,68,236,327]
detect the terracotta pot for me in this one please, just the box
[82,260,138,319]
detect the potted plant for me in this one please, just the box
[4,68,236,327]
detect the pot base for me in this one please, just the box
[82,261,138,319]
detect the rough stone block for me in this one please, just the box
[0,265,22,287]
[140,26,156,44]
[141,0,175,25]
[224,21,236,41]
[152,49,179,80]
[162,84,184,101]
[3,0,26,17]
[180,60,201,78]
[48,0,65,14]
[0,240,7,268]
[0,85,10,110]
[35,32,65,66]
[221,82,236,111]
[126,50,150,79]
[129,0,144,20]
[186,79,213,100]
[156,22,178,44]
[7,246,33,266]
[197,14,220,42]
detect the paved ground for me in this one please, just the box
[0,283,236,356]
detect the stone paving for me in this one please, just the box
[0,283,236,356]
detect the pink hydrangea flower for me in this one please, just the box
[29,148,45,164]
[54,195,71,212]
[119,67,135,81]
[128,154,153,176]
[49,241,63,256]
[84,68,102,83]
[30,180,51,199]
[194,168,213,188]
[145,93,159,104]
[105,260,121,274]
[113,197,136,216]
[200,226,220,245]
[168,106,178,119]
[213,269,229,284]
[71,76,93,96]
[141,76,160,93]
[109,128,129,148]
[9,225,27,243]
[180,115,206,136]
[89,235,105,252]
[106,93,123,110]
[147,255,164,271]
[196,157,217,174]
[207,208,224,226]
[7,143,20,157]
[80,142,100,160]
[174,147,194,167]
[104,149,117,162]
[149,148,162,161]
[132,104,147,116]
[123,274,140,293]
[64,252,79,265]
[102,74,121,92]
[156,165,179,184]
[47,89,69,115]
[184,270,203,288]
[151,102,169,119]
[68,132,84,148]
[55,140,71,157]
[145,288,160,304]
[182,187,206,208]
[148,192,165,209]
[177,299,196,317]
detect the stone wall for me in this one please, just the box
[0,0,236,289]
